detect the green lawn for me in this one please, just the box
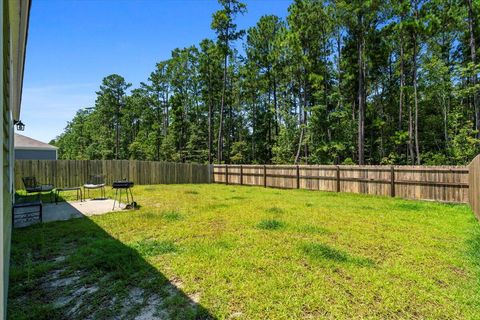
[8,184,480,319]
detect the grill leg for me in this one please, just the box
[112,188,117,210]
[129,188,134,207]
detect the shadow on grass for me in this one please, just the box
[15,189,94,205]
[15,190,57,204]
[8,212,215,319]
[300,242,374,267]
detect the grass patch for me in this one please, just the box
[139,211,157,219]
[265,206,284,214]
[130,239,177,257]
[162,211,183,221]
[394,202,423,211]
[257,219,284,230]
[205,203,228,210]
[8,184,480,319]
[297,225,329,235]
[301,242,349,262]
[227,196,245,200]
[184,190,199,195]
[300,242,373,267]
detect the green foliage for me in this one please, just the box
[230,140,248,163]
[55,0,480,165]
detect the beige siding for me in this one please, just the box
[1,0,8,316]
[1,0,30,317]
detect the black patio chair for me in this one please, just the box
[22,176,54,203]
[83,175,106,199]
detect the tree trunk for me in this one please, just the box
[295,80,306,164]
[295,127,304,165]
[413,4,420,165]
[165,91,169,134]
[252,94,256,162]
[157,105,161,161]
[357,12,366,165]
[115,103,120,160]
[208,99,213,164]
[217,52,228,163]
[467,0,480,138]
[399,30,404,132]
[443,94,448,148]
[273,76,278,137]
[408,94,414,164]
[413,50,420,164]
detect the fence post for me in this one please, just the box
[296,165,300,189]
[225,165,229,185]
[209,164,213,183]
[390,166,395,197]
[240,165,243,185]
[336,165,340,192]
[263,165,267,188]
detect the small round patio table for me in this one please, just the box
[55,187,83,204]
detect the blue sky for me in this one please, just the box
[21,0,292,143]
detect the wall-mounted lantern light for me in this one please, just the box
[14,120,25,131]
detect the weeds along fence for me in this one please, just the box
[15,160,212,189]
[213,164,469,204]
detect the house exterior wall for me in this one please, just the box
[15,149,57,160]
[0,0,11,316]
[1,0,30,317]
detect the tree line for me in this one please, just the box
[54,0,480,165]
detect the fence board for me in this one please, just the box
[213,164,469,203]
[15,160,211,189]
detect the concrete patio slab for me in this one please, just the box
[42,199,127,223]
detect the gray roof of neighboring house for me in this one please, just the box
[14,133,58,151]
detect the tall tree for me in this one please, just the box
[95,74,131,159]
[54,0,480,167]
[211,0,246,163]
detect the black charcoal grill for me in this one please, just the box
[112,180,135,210]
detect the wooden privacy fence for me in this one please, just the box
[15,160,212,189]
[213,164,469,204]
[14,159,480,219]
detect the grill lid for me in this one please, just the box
[112,181,134,188]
